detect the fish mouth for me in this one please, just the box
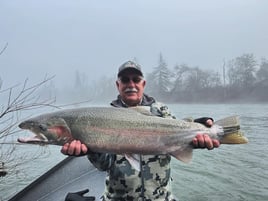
[17,134,49,145]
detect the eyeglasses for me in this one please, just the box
[119,76,143,84]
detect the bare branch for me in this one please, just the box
[0,76,57,178]
[0,75,93,181]
[0,42,8,56]
[0,76,57,119]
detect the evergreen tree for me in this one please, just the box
[149,53,172,99]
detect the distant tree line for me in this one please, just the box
[54,53,268,104]
[146,53,268,103]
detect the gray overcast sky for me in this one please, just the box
[1,0,267,88]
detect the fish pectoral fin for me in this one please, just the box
[125,154,141,171]
[170,147,193,163]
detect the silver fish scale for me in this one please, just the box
[20,107,224,156]
[55,107,211,154]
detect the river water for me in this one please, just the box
[1,104,268,201]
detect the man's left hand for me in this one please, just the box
[192,118,220,150]
[192,134,220,150]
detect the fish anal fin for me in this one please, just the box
[171,147,193,163]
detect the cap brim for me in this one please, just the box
[118,68,143,77]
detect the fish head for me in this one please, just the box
[18,116,74,145]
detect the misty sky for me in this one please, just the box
[1,0,267,88]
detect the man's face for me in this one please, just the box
[116,71,146,106]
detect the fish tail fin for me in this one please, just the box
[215,116,248,144]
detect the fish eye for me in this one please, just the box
[39,124,47,131]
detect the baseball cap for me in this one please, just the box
[117,61,143,77]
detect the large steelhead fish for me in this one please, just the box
[18,107,248,163]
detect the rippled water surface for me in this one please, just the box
[169,104,268,201]
[1,104,267,201]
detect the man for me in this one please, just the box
[61,61,220,201]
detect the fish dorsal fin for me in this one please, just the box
[182,117,194,122]
[215,115,240,129]
[170,147,193,163]
[130,106,152,116]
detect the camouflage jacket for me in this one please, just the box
[88,94,177,201]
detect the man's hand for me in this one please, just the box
[192,118,220,150]
[61,140,88,156]
[65,189,95,201]
[192,134,220,150]
[194,117,214,127]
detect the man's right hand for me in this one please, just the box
[61,140,88,156]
